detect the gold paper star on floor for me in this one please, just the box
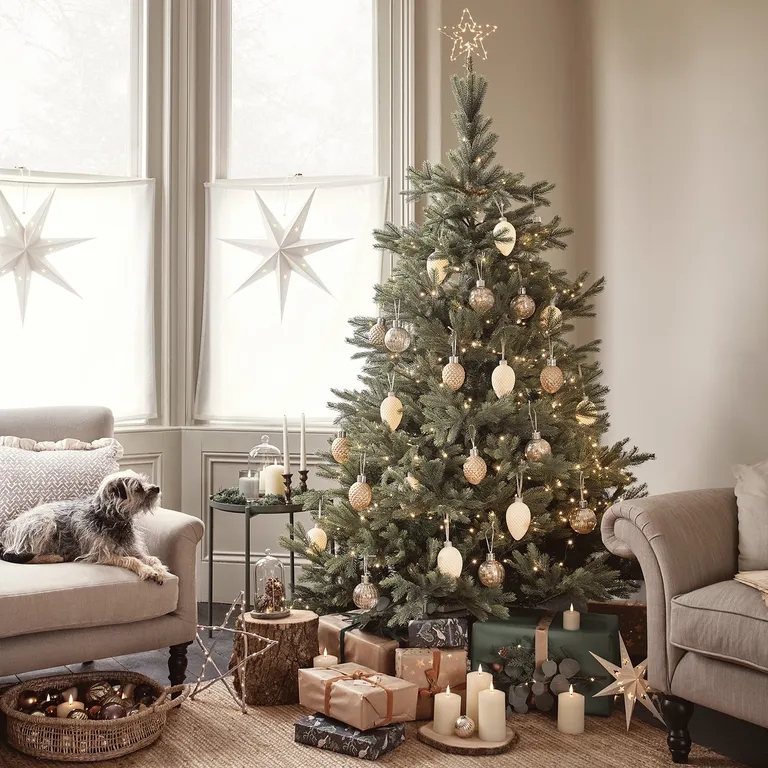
[0,189,91,323]
[439,8,497,63]
[191,591,278,713]
[590,632,665,731]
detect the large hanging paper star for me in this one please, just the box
[0,189,91,323]
[590,632,665,731]
[439,8,497,63]
[221,189,350,319]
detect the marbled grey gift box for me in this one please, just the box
[407,617,469,648]
[294,713,406,760]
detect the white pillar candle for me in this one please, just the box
[477,681,506,742]
[433,684,462,736]
[263,461,286,496]
[56,695,85,719]
[557,685,585,734]
[238,473,260,501]
[300,412,307,471]
[258,470,266,495]
[465,663,493,725]
[563,603,580,631]
[313,647,338,669]
[282,414,291,474]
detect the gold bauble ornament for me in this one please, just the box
[368,318,386,345]
[442,356,465,391]
[540,357,564,394]
[511,288,536,320]
[525,431,552,462]
[493,216,517,256]
[349,474,372,511]
[575,397,598,426]
[569,499,597,534]
[384,321,411,353]
[491,359,515,398]
[454,715,477,738]
[331,433,350,463]
[352,572,380,610]
[540,303,562,328]
[478,552,505,587]
[380,391,403,431]
[469,279,495,314]
[463,447,487,484]
[426,252,450,284]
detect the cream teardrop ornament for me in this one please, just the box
[493,217,517,256]
[492,359,516,398]
[463,447,487,485]
[380,391,403,431]
[426,252,450,284]
[506,495,532,541]
[442,356,465,391]
[437,540,463,578]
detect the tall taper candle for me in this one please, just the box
[282,414,290,474]
[300,412,307,471]
[465,663,492,725]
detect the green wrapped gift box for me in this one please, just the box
[470,608,620,716]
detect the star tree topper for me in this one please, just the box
[590,632,665,731]
[221,188,350,319]
[439,8,497,64]
[0,189,91,323]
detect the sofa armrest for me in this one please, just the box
[601,489,738,691]
[138,508,204,627]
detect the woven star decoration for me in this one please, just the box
[0,189,91,323]
[590,632,665,731]
[191,591,278,713]
[439,8,497,63]
[221,188,350,319]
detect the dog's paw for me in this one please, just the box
[145,556,165,570]
[138,565,166,584]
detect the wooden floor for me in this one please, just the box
[2,604,767,767]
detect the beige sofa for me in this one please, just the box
[603,489,767,764]
[0,406,204,689]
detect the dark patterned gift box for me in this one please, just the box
[294,714,406,760]
[407,617,469,649]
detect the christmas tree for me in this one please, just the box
[283,12,651,630]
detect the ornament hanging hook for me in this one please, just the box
[448,326,458,358]
[359,452,367,477]
[387,372,396,392]
[444,513,450,543]
[475,256,484,282]
[468,424,477,449]
[516,470,524,498]
[485,518,496,554]
[579,471,585,502]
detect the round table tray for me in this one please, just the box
[209,499,304,514]
[416,722,518,755]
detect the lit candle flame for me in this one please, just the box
[569,685,574,695]
[446,684,451,695]
[323,647,327,657]
[489,681,495,692]
[68,695,74,704]
[569,603,574,612]
[478,663,483,673]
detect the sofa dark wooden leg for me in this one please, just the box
[168,641,192,698]
[661,695,694,763]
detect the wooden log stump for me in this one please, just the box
[230,609,318,706]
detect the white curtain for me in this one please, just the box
[195,176,388,422]
[0,174,156,421]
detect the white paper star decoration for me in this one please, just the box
[439,8,497,63]
[0,189,91,323]
[590,632,665,731]
[221,188,350,319]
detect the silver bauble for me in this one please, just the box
[368,318,386,345]
[442,356,465,391]
[540,358,564,394]
[352,573,380,610]
[454,715,476,738]
[478,552,505,587]
[569,499,597,534]
[525,431,552,462]
[469,279,495,314]
[384,321,411,353]
[511,288,536,320]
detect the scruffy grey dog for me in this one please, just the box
[0,470,170,584]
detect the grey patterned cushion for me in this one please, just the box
[734,459,768,571]
[0,436,123,536]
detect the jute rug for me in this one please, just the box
[0,686,742,767]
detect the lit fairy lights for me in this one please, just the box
[439,8,497,63]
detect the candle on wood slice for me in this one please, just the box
[557,685,585,734]
[563,603,581,631]
[313,647,338,669]
[477,681,506,742]
[433,684,462,736]
[56,695,85,719]
[263,461,286,496]
[465,663,492,724]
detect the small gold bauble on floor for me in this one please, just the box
[454,715,476,738]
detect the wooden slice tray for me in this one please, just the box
[417,722,518,755]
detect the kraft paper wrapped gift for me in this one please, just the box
[318,614,399,676]
[394,647,468,720]
[470,608,620,716]
[294,713,406,760]
[407,617,469,649]
[298,662,418,731]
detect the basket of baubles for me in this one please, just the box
[0,670,188,761]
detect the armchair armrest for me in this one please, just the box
[601,489,738,691]
[138,508,204,627]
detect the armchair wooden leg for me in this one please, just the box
[168,641,192,699]
[661,695,694,763]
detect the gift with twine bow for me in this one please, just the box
[318,614,400,676]
[394,647,468,720]
[298,662,418,732]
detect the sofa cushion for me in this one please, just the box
[734,459,768,570]
[670,580,768,673]
[0,560,179,640]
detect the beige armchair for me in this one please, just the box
[0,407,203,689]
[602,489,766,763]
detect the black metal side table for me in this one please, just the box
[207,498,303,632]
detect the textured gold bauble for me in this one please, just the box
[525,432,552,462]
[463,448,487,484]
[331,435,350,464]
[575,397,598,426]
[426,252,450,284]
[368,319,386,346]
[442,356,465,391]
[540,358,564,394]
[469,279,495,314]
[454,715,477,738]
[352,573,380,610]
[384,322,411,353]
[540,304,562,328]
[569,500,597,534]
[478,552,505,587]
[380,392,403,430]
[511,289,536,320]
[349,475,372,511]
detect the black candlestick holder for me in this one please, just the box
[299,469,309,494]
[283,473,293,503]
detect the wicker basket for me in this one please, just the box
[0,670,188,762]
